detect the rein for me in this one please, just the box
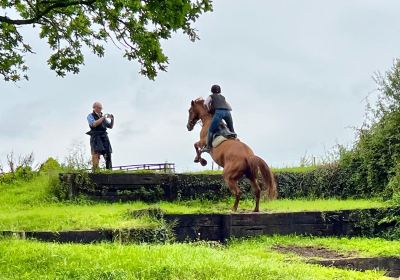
[190,102,211,128]
[191,119,202,127]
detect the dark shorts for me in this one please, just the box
[90,132,112,155]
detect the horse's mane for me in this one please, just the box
[192,97,208,116]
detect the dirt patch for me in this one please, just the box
[272,245,400,277]
[310,257,400,278]
[273,245,357,259]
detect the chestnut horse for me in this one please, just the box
[186,98,277,212]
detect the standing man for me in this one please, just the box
[86,102,114,171]
[202,84,235,153]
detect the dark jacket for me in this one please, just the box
[210,93,232,111]
[86,112,112,154]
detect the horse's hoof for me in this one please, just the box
[194,158,200,163]
[200,159,207,166]
[253,208,260,213]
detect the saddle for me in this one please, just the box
[210,122,237,148]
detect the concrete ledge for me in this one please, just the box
[1,208,398,243]
[0,228,168,243]
[164,208,400,242]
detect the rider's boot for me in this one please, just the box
[200,146,211,153]
[201,132,213,153]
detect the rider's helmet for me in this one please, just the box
[211,84,221,94]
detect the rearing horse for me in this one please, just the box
[186,98,277,212]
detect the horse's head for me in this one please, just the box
[187,98,206,131]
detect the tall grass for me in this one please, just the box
[0,235,395,280]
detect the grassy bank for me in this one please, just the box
[0,235,397,280]
[0,198,390,231]
[0,174,392,231]
[0,173,398,279]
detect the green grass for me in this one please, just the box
[0,197,390,231]
[1,173,398,279]
[183,169,223,174]
[184,165,318,175]
[153,198,390,214]
[0,235,396,280]
[0,175,154,231]
[0,174,392,231]
[0,203,157,231]
[272,165,318,173]
[0,198,390,231]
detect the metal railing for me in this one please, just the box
[111,163,175,173]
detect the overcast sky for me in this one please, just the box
[1,0,400,171]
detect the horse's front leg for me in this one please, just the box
[194,141,208,166]
[194,141,201,163]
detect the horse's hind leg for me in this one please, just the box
[224,176,241,211]
[249,178,261,212]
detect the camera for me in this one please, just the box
[103,113,114,127]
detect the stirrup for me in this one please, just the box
[200,146,211,153]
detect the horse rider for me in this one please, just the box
[201,84,235,153]
[86,102,114,171]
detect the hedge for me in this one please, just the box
[58,164,379,202]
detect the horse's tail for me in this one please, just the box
[247,155,278,200]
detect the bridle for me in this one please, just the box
[188,117,201,128]
[188,102,208,128]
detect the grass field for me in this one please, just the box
[0,174,393,231]
[0,235,398,280]
[1,172,399,279]
[0,174,392,231]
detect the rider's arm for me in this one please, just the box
[205,96,212,111]
[226,101,232,111]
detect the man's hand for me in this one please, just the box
[92,116,105,127]
[109,114,114,129]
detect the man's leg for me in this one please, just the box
[104,153,112,170]
[206,129,213,150]
[91,152,100,172]
[223,111,235,133]
[203,111,222,152]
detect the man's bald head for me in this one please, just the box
[93,102,103,114]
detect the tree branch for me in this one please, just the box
[0,0,97,25]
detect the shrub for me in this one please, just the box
[39,157,61,173]
[338,60,400,200]
[14,166,35,181]
[275,164,355,199]
[386,162,400,202]
[0,152,36,185]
